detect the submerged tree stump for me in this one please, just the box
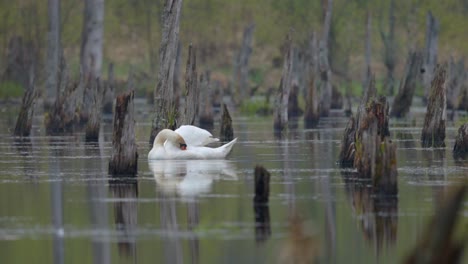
[220,104,234,142]
[390,51,423,118]
[180,44,199,126]
[421,64,447,148]
[14,68,36,137]
[199,71,214,128]
[253,165,271,243]
[254,165,270,204]
[85,77,102,142]
[274,30,294,131]
[338,117,356,166]
[108,91,138,176]
[453,123,468,160]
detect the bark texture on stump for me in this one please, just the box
[180,44,198,126]
[453,123,468,160]
[304,32,320,128]
[233,23,255,105]
[421,64,447,148]
[274,30,293,131]
[149,0,183,146]
[338,117,356,166]
[14,69,36,137]
[199,71,214,128]
[390,51,423,118]
[85,77,102,142]
[109,91,138,176]
[220,104,233,142]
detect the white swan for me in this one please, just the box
[148,127,237,160]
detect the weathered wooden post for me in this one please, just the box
[199,71,214,128]
[453,123,468,160]
[253,165,271,243]
[85,77,102,142]
[304,32,320,128]
[274,30,294,132]
[149,0,183,146]
[14,68,36,137]
[233,23,255,105]
[220,104,233,142]
[421,64,447,148]
[422,11,439,101]
[179,44,198,126]
[108,91,138,176]
[390,51,423,118]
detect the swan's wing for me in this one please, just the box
[175,125,219,146]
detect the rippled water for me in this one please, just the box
[0,101,467,263]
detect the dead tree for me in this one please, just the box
[179,44,198,126]
[421,64,447,148]
[390,51,423,118]
[233,23,255,105]
[304,32,320,128]
[379,0,396,95]
[220,104,233,142]
[108,91,138,176]
[288,82,303,117]
[319,0,333,117]
[453,123,468,160]
[45,0,61,109]
[14,68,36,137]
[446,58,465,111]
[80,0,104,78]
[422,11,439,101]
[274,30,294,131]
[199,71,214,128]
[45,55,84,134]
[149,0,182,146]
[102,62,115,114]
[85,77,102,142]
[363,10,372,90]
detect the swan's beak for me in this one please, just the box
[180,143,187,150]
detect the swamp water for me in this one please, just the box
[0,101,467,263]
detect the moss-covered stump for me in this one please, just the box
[421,64,447,148]
[453,123,468,160]
[108,91,138,176]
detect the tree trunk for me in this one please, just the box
[220,104,233,142]
[422,11,439,101]
[380,0,396,96]
[304,32,320,128]
[446,58,465,111]
[108,91,138,176]
[180,44,198,126]
[274,30,294,132]
[363,10,372,90]
[45,0,61,109]
[421,64,447,148]
[85,77,102,142]
[233,23,255,105]
[319,0,333,116]
[14,68,36,137]
[390,51,423,118]
[80,0,104,79]
[199,71,214,128]
[149,0,183,146]
[102,62,115,114]
[173,41,182,110]
[288,82,303,117]
[453,123,468,160]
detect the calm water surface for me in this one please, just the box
[0,101,467,263]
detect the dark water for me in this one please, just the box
[0,101,467,263]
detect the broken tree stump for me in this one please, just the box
[253,165,271,243]
[274,30,294,131]
[199,71,214,128]
[220,104,234,142]
[453,123,468,160]
[338,117,356,167]
[85,77,103,142]
[14,68,36,137]
[108,91,138,176]
[421,64,447,148]
[390,51,423,118]
[180,44,199,126]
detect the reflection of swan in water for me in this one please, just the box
[148,159,237,197]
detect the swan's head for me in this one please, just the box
[155,129,187,150]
